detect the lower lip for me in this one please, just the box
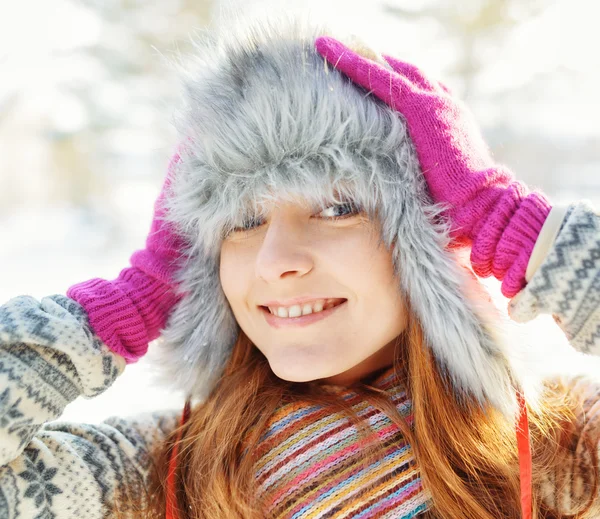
[260,300,347,328]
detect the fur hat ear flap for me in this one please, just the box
[375,148,523,421]
[153,253,239,401]
[401,247,522,421]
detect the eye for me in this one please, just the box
[317,201,361,220]
[227,201,362,236]
[232,215,266,233]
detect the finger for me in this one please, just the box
[381,53,442,93]
[315,36,416,111]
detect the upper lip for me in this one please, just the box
[260,296,346,307]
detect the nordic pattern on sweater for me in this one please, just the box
[0,199,600,518]
[509,199,600,355]
[0,295,180,518]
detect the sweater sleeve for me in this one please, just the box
[508,199,600,354]
[0,294,180,518]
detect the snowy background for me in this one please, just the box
[1,0,599,424]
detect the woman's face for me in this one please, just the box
[219,197,408,385]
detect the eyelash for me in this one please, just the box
[231,202,361,234]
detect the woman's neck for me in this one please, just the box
[318,337,398,386]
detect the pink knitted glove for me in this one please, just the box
[315,37,551,298]
[67,149,186,363]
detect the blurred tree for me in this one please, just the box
[0,0,213,226]
[383,0,549,99]
[59,0,213,213]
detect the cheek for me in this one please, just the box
[377,259,408,332]
[340,234,405,325]
[219,242,254,306]
[315,225,374,268]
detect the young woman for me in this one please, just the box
[1,16,599,519]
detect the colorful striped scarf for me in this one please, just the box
[252,366,432,518]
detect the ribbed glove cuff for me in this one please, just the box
[66,266,182,363]
[468,178,551,298]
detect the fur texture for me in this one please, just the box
[151,14,529,420]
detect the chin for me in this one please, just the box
[269,363,330,383]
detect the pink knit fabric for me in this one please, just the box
[315,37,551,297]
[67,151,186,363]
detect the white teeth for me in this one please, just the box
[288,305,302,318]
[267,299,343,318]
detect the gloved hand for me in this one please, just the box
[315,36,551,298]
[67,148,187,363]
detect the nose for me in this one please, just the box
[254,215,314,282]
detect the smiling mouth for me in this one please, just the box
[260,298,347,319]
[259,299,347,329]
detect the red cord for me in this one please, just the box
[516,391,532,519]
[165,399,192,519]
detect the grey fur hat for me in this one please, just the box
[152,15,533,421]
